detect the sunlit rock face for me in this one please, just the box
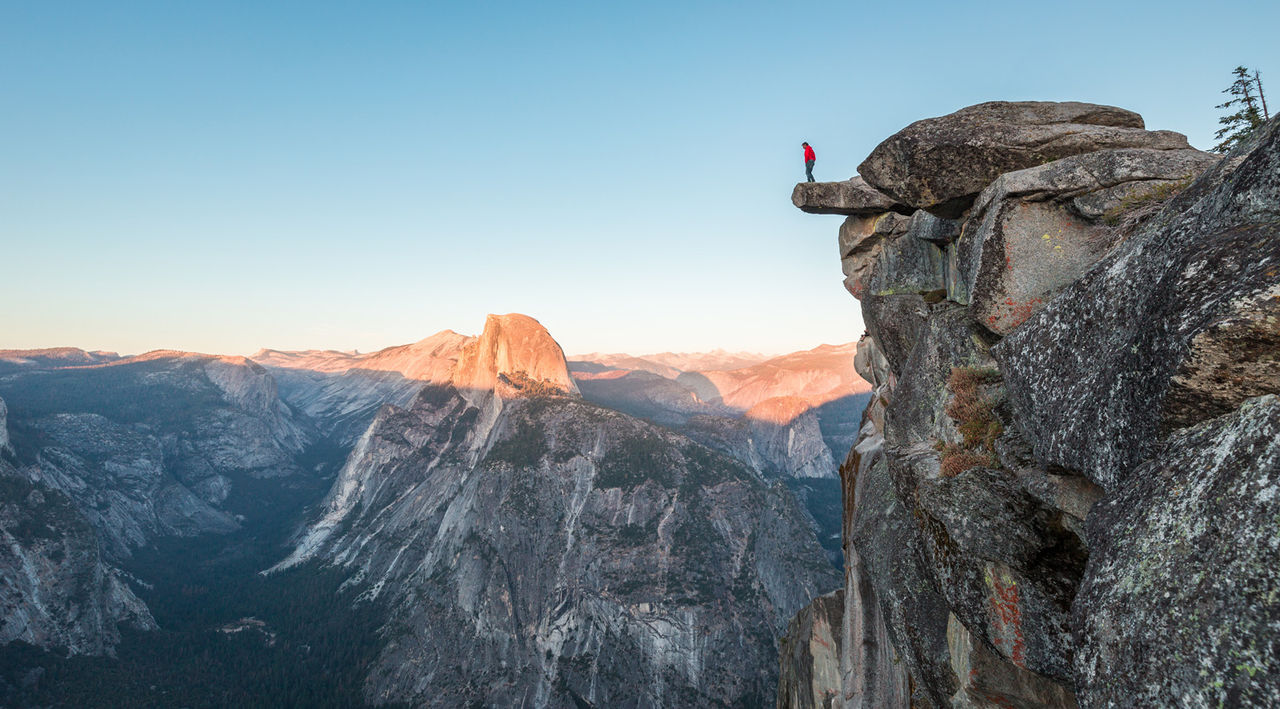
[0,348,119,374]
[788,105,1280,707]
[279,316,839,707]
[451,313,581,400]
[255,314,582,446]
[572,342,870,472]
[253,330,472,445]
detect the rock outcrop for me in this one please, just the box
[785,103,1280,707]
[858,101,1193,218]
[792,177,911,216]
[960,147,1220,334]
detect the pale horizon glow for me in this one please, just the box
[3,1,1277,358]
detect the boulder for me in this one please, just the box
[992,117,1280,489]
[858,101,1191,218]
[793,177,909,216]
[1074,395,1280,707]
[961,199,1102,335]
[853,334,892,391]
[958,148,1221,334]
[966,147,1219,221]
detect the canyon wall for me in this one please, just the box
[783,102,1280,708]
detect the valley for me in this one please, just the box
[0,317,860,706]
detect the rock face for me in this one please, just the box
[858,101,1192,218]
[1074,395,1280,707]
[572,343,871,567]
[0,398,155,656]
[993,117,1280,489]
[960,147,1221,334]
[0,352,312,558]
[254,330,471,445]
[0,351,318,656]
[279,316,839,707]
[788,105,1279,707]
[0,396,8,453]
[778,589,845,709]
[257,315,582,446]
[450,313,581,399]
[0,463,156,655]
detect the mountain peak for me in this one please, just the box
[450,313,579,398]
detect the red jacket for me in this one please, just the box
[803,145,816,162]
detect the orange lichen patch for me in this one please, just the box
[988,569,1027,667]
[989,297,1044,331]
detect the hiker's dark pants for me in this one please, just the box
[805,159,815,182]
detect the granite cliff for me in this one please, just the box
[278,314,839,706]
[782,102,1279,708]
[571,343,872,566]
[0,350,319,662]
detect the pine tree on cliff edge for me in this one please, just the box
[1214,65,1269,153]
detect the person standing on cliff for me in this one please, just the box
[802,142,816,182]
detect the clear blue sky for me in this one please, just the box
[3,1,1276,356]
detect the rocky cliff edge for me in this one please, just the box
[783,102,1279,708]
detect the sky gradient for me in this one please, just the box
[3,1,1277,356]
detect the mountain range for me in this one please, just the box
[0,314,858,706]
